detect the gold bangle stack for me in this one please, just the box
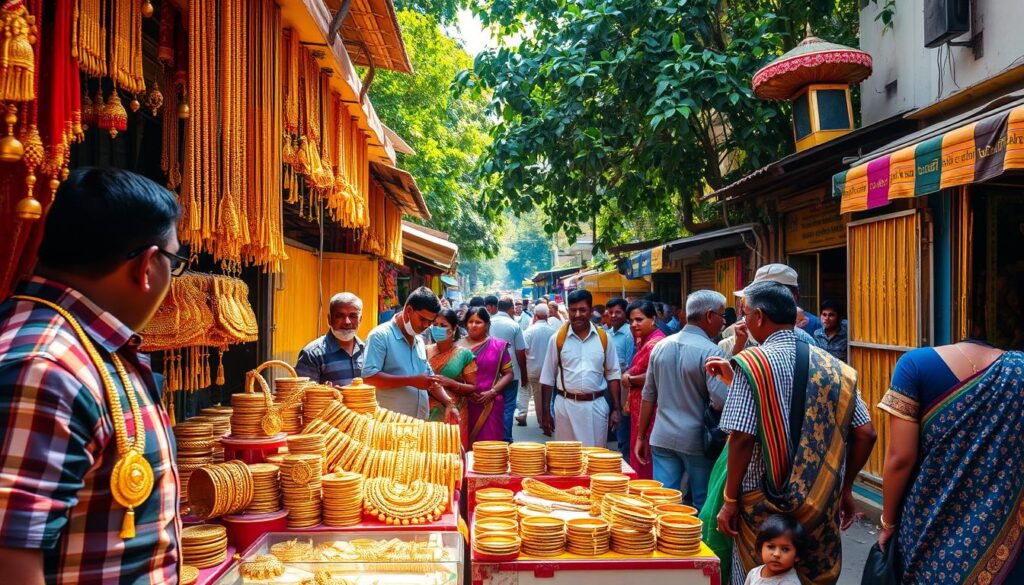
[174,422,214,504]
[341,377,378,414]
[238,554,285,581]
[180,565,199,585]
[286,433,327,469]
[610,524,657,555]
[188,414,231,462]
[280,454,323,528]
[313,399,461,455]
[603,493,657,554]
[509,442,546,476]
[472,534,521,558]
[656,514,702,556]
[181,524,228,568]
[520,516,566,557]
[321,471,364,527]
[566,517,611,556]
[585,450,623,475]
[628,479,663,496]
[363,477,448,525]
[230,393,272,438]
[275,377,310,434]
[474,502,518,521]
[187,460,254,519]
[589,473,630,515]
[246,463,282,514]
[639,487,683,506]
[472,441,510,474]
[473,516,518,540]
[304,384,340,422]
[545,441,583,476]
[476,487,514,505]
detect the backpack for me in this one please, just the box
[554,323,609,392]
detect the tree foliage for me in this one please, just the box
[503,210,552,290]
[394,0,462,26]
[460,0,859,249]
[370,10,498,260]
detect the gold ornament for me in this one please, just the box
[111,450,155,538]
[141,0,155,18]
[177,92,189,119]
[144,82,164,115]
[129,96,141,112]
[261,411,283,435]
[0,104,24,162]
[0,2,36,102]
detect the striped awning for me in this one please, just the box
[833,103,1024,213]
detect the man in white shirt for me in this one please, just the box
[490,296,529,442]
[517,304,557,430]
[518,298,534,331]
[540,289,622,447]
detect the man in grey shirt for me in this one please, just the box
[634,290,729,510]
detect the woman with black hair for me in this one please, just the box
[425,309,478,443]
[456,308,515,443]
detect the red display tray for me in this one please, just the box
[222,509,290,552]
[220,433,288,464]
[465,452,636,513]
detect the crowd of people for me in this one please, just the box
[2,168,1024,583]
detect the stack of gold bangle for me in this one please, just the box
[280,454,323,528]
[230,393,272,438]
[639,487,683,506]
[340,378,378,414]
[246,463,282,514]
[321,471,364,527]
[472,441,510,474]
[589,473,630,515]
[286,433,327,469]
[520,516,567,557]
[303,384,340,422]
[274,377,310,434]
[566,517,611,556]
[187,460,254,519]
[546,441,584,476]
[628,479,663,496]
[174,422,214,504]
[188,414,230,462]
[509,442,546,476]
[655,514,702,556]
[181,524,228,568]
[585,450,622,475]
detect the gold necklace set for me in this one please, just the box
[12,296,153,540]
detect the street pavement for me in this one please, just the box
[511,397,876,585]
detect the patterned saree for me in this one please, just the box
[881,351,1024,584]
[732,344,858,585]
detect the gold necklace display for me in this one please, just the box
[72,0,107,78]
[108,0,144,93]
[12,295,153,540]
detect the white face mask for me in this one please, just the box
[332,328,357,342]
[404,317,419,337]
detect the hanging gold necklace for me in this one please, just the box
[12,295,154,539]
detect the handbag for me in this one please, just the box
[861,539,902,585]
[702,402,727,459]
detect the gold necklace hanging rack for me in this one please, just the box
[72,0,107,78]
[109,0,145,93]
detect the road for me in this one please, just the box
[511,401,876,585]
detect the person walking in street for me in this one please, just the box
[606,298,635,459]
[667,302,683,333]
[547,301,564,326]
[295,292,365,386]
[457,308,515,444]
[518,298,534,331]
[518,304,557,432]
[876,341,1024,584]
[539,289,622,447]
[0,168,184,583]
[812,300,848,363]
[362,287,445,419]
[622,300,667,480]
[489,296,528,441]
[634,291,728,505]
[484,295,499,316]
[425,309,477,436]
[706,280,876,585]
[719,265,817,357]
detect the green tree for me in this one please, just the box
[503,211,553,290]
[370,10,498,260]
[460,0,858,249]
[394,0,462,26]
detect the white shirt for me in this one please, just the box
[523,320,557,379]
[540,322,621,394]
[518,311,533,331]
[744,566,800,585]
[547,317,562,328]
[489,311,527,381]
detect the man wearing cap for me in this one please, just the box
[719,264,817,356]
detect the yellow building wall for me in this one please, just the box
[272,244,379,367]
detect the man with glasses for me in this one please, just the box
[0,168,183,583]
[633,290,729,510]
[363,286,446,419]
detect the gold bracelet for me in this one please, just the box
[722,489,738,504]
[880,516,897,531]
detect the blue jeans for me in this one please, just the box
[616,413,632,460]
[502,380,519,443]
[651,446,715,511]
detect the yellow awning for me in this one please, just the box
[578,270,652,294]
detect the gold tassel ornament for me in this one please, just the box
[0,1,36,103]
[0,102,23,162]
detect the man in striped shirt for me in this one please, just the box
[0,168,183,584]
[295,292,365,386]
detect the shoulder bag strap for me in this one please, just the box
[789,339,810,460]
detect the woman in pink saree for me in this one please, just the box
[457,307,514,443]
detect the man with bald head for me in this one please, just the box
[296,292,365,386]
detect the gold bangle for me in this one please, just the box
[880,516,897,531]
[722,489,738,504]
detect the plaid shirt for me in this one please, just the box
[0,277,180,584]
[720,329,871,493]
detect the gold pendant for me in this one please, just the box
[111,450,155,509]
[261,411,283,435]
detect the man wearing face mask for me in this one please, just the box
[363,287,445,419]
[295,292,365,386]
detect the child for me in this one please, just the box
[743,514,805,585]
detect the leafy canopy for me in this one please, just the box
[461,0,858,249]
[370,10,498,260]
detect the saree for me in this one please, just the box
[466,337,512,444]
[628,328,666,479]
[880,351,1024,585]
[732,344,857,585]
[426,344,477,448]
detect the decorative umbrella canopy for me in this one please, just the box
[752,35,872,101]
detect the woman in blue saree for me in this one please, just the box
[878,341,1024,584]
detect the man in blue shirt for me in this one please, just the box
[362,287,452,420]
[295,292,365,386]
[606,297,635,459]
[492,296,528,441]
[813,299,849,363]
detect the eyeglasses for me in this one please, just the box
[712,311,727,320]
[126,246,192,277]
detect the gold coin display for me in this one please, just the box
[175,421,215,504]
[545,441,583,476]
[303,384,341,422]
[566,517,611,556]
[322,471,364,527]
[180,565,199,585]
[341,378,379,414]
[280,454,323,528]
[585,450,622,475]
[273,377,309,435]
[245,463,281,514]
[230,393,272,439]
[509,442,546,476]
[181,524,228,568]
[472,441,509,474]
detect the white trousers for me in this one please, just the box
[553,393,609,448]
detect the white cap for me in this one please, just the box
[735,264,799,297]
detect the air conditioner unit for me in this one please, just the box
[924,0,971,48]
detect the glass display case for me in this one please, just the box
[212,531,463,585]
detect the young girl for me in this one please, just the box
[743,514,805,585]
